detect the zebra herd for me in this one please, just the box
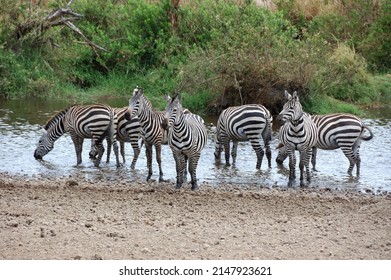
[34,88,373,189]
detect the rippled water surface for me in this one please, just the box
[1,99,390,193]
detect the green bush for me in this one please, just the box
[0,0,389,116]
[311,44,374,103]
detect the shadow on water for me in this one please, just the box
[1,99,390,194]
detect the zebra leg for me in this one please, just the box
[354,144,362,176]
[155,144,164,182]
[105,136,112,163]
[145,144,153,181]
[265,142,272,168]
[174,153,186,189]
[224,140,231,166]
[231,141,238,166]
[250,139,264,170]
[311,147,318,171]
[130,141,140,170]
[189,153,201,191]
[299,149,312,187]
[341,147,355,176]
[299,158,305,187]
[288,149,296,187]
[71,134,84,165]
[112,139,120,167]
[305,149,313,184]
[120,141,126,163]
[183,155,188,182]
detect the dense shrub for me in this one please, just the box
[0,0,389,116]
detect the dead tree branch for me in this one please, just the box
[13,0,107,55]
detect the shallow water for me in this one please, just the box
[0,99,390,193]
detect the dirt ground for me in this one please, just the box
[0,173,390,260]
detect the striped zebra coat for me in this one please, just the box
[34,104,120,167]
[214,104,272,169]
[126,87,168,182]
[276,113,373,176]
[89,107,143,169]
[164,94,207,190]
[277,91,318,187]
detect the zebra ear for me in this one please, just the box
[292,91,298,100]
[133,86,143,96]
[284,90,291,100]
[41,127,48,135]
[164,94,171,103]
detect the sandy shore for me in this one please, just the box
[0,173,390,260]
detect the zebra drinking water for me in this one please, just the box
[126,87,168,182]
[214,104,272,169]
[276,113,373,176]
[164,94,207,190]
[89,107,143,169]
[34,104,120,167]
[277,91,318,187]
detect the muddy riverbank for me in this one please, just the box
[1,173,390,260]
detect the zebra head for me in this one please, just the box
[275,142,288,165]
[277,90,303,125]
[126,86,144,121]
[34,128,54,160]
[164,93,182,129]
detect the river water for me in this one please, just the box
[1,98,390,194]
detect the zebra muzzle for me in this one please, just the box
[161,119,169,130]
[34,151,42,160]
[124,111,131,121]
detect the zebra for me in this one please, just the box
[164,94,207,190]
[126,86,168,182]
[214,104,272,169]
[89,107,143,169]
[276,90,318,187]
[276,113,373,176]
[34,104,120,167]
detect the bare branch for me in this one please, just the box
[12,1,107,56]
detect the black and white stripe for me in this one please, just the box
[164,94,207,190]
[89,107,143,169]
[277,91,318,187]
[214,104,272,169]
[34,104,120,167]
[276,113,373,176]
[126,87,167,182]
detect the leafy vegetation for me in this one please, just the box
[0,0,390,115]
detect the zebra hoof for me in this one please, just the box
[175,183,182,189]
[191,184,199,191]
[287,180,295,187]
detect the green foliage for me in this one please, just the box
[359,0,391,71]
[302,94,361,116]
[311,44,374,103]
[0,0,389,116]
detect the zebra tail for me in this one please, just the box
[361,124,374,141]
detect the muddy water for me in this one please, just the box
[1,98,390,193]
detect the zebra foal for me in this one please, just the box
[276,113,373,176]
[126,86,168,182]
[34,104,120,167]
[277,91,318,187]
[214,104,272,169]
[164,94,207,190]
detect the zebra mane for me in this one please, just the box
[43,107,70,131]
